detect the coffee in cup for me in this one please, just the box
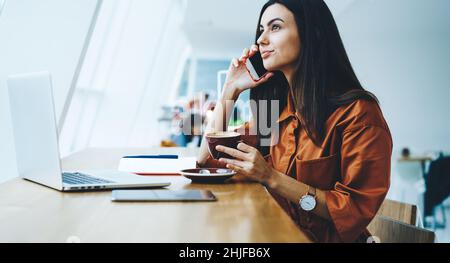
[206,131,242,160]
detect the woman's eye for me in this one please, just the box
[272,24,281,31]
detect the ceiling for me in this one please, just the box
[181,0,267,58]
[181,0,450,57]
[336,0,450,38]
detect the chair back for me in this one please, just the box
[368,216,435,243]
[377,199,417,225]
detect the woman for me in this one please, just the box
[197,0,392,243]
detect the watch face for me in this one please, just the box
[300,195,316,212]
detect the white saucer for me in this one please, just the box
[180,168,237,184]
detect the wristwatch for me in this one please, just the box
[299,186,317,212]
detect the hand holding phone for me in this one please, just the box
[245,51,269,81]
[224,45,274,94]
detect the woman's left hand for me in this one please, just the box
[216,143,275,185]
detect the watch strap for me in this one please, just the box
[308,186,316,197]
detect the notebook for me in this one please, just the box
[118,155,197,176]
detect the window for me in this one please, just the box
[178,58,229,100]
[60,0,189,155]
[0,0,6,15]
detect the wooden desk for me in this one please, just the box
[0,148,311,243]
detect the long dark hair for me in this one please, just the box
[251,0,378,155]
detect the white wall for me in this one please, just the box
[333,0,450,155]
[0,0,98,182]
[330,0,450,204]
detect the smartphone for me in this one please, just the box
[245,51,268,81]
[111,190,217,202]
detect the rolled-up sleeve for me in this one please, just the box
[325,125,392,242]
[197,122,259,168]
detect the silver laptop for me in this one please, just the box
[7,72,171,192]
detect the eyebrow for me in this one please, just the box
[259,18,285,28]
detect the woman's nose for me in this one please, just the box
[257,32,269,46]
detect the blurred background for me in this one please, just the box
[1,0,450,241]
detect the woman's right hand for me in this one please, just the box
[223,45,274,96]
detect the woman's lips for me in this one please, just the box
[261,51,274,59]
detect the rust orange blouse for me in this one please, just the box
[200,89,393,243]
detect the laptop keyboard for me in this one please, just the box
[62,172,115,185]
